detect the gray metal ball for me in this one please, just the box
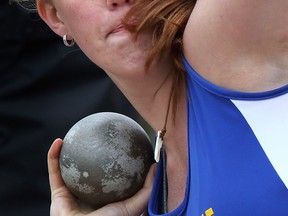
[60,112,154,208]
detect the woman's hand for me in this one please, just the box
[48,138,156,216]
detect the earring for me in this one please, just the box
[63,34,75,47]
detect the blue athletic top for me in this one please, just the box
[148,56,288,216]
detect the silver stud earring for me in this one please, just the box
[63,34,75,47]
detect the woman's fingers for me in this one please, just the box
[96,163,157,216]
[123,163,156,215]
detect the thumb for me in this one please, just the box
[47,138,66,193]
[48,139,82,216]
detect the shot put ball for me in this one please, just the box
[59,112,155,209]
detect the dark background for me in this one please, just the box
[0,1,144,215]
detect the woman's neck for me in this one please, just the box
[107,54,175,130]
[109,56,189,211]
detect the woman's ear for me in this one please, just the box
[37,0,67,37]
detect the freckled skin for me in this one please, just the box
[59,112,155,209]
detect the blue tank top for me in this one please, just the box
[148,56,288,216]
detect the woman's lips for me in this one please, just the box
[110,24,127,34]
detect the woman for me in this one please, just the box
[16,0,288,215]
